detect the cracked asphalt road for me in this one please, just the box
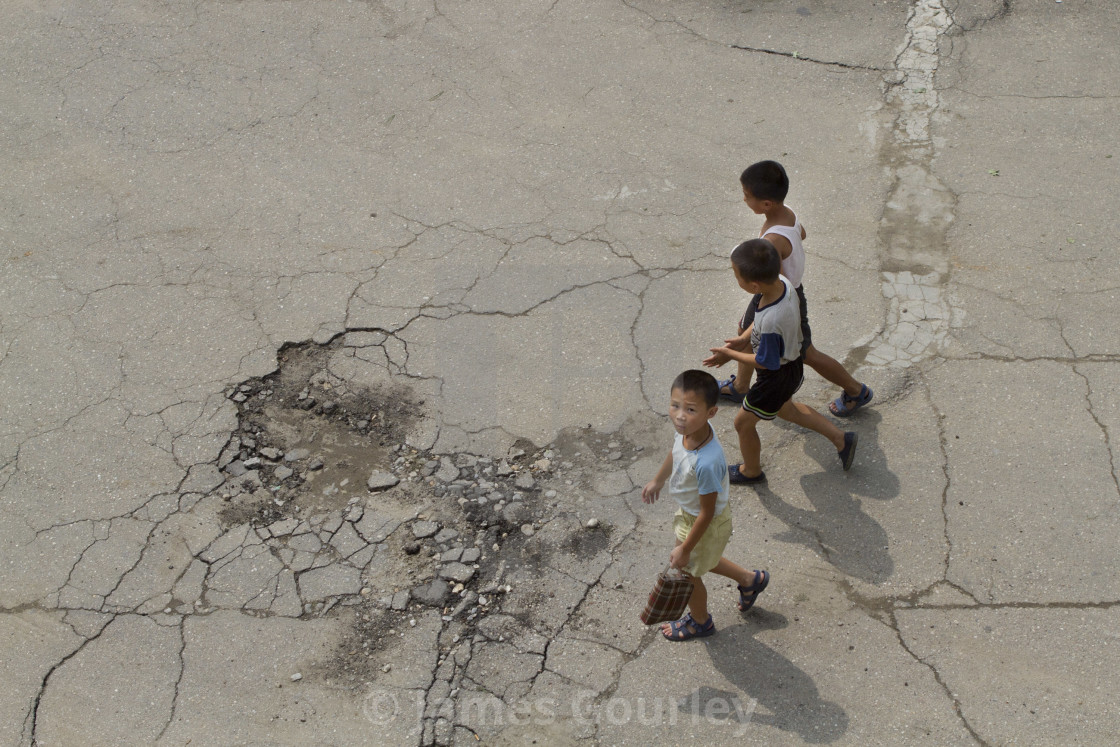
[3,1,1119,744]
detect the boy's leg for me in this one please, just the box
[687,574,709,624]
[718,325,755,398]
[776,398,846,450]
[796,285,870,414]
[709,557,757,588]
[720,298,759,398]
[803,344,862,397]
[659,572,713,638]
[712,557,769,611]
[732,356,754,396]
[733,407,764,478]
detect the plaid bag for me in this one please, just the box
[639,565,694,625]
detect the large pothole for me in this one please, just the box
[193,336,647,744]
[215,338,422,526]
[204,336,632,642]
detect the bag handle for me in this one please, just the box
[662,563,689,578]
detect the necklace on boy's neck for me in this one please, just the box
[687,424,713,451]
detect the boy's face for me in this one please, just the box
[732,262,762,294]
[669,387,718,440]
[742,186,770,215]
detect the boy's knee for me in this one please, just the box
[734,408,759,432]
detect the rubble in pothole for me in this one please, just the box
[193,338,643,742]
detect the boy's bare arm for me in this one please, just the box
[642,452,674,504]
[670,492,717,569]
[762,221,807,259]
[765,232,793,261]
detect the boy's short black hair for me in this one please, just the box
[740,160,789,202]
[671,369,720,408]
[731,238,780,283]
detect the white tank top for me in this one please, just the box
[761,210,805,288]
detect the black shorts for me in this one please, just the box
[739,285,812,358]
[744,358,804,420]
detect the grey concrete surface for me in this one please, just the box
[2,0,1119,745]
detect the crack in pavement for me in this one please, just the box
[922,371,954,580]
[1073,365,1120,497]
[154,616,188,742]
[27,614,115,745]
[730,45,887,72]
[885,608,987,745]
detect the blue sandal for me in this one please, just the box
[737,570,769,611]
[729,464,766,485]
[717,375,747,404]
[838,432,858,471]
[829,384,873,417]
[662,612,716,641]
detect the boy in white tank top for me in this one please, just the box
[704,160,874,421]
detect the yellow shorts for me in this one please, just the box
[673,507,732,577]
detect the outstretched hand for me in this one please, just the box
[701,350,730,367]
[722,335,749,351]
[708,344,735,362]
[703,336,747,367]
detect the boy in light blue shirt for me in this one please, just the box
[642,370,770,641]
